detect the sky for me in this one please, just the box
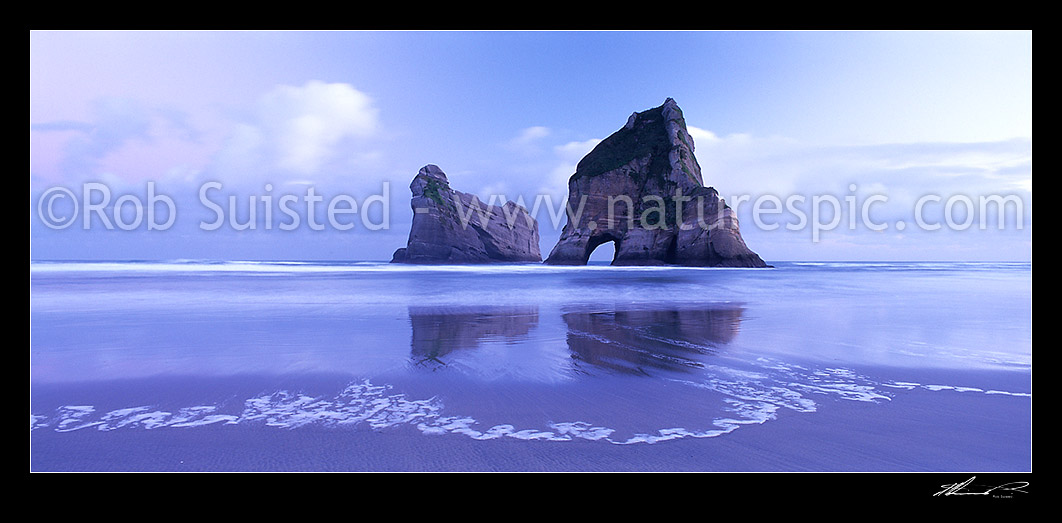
[29,30,1032,262]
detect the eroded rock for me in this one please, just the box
[392,165,541,264]
[545,98,768,267]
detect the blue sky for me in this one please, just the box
[30,30,1032,262]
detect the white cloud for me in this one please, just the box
[211,123,266,181]
[203,81,386,191]
[691,133,1033,261]
[506,126,551,154]
[30,96,210,185]
[542,138,601,196]
[30,82,385,191]
[554,138,601,162]
[258,81,380,175]
[686,125,720,147]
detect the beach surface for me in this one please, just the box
[30,261,1032,473]
[30,367,1030,472]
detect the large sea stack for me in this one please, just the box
[391,164,541,264]
[544,98,767,267]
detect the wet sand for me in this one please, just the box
[29,262,1033,475]
[30,368,1030,473]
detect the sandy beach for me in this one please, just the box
[30,366,1030,473]
[30,261,1032,476]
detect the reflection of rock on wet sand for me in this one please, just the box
[409,306,540,366]
[408,304,742,375]
[563,305,744,375]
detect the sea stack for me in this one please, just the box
[391,164,541,264]
[544,98,767,267]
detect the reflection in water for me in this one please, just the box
[564,305,744,375]
[409,306,540,366]
[407,304,744,376]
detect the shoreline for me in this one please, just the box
[30,366,1031,473]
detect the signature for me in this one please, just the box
[934,476,1030,497]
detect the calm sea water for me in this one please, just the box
[29,261,1032,461]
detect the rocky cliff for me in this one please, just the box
[391,165,541,264]
[544,98,767,267]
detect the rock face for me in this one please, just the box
[391,165,541,264]
[544,98,767,267]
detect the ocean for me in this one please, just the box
[29,260,1032,472]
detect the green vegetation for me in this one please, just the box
[422,177,455,212]
[572,108,672,181]
[673,121,692,151]
[572,106,702,193]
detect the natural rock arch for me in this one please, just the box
[585,233,621,265]
[544,98,768,268]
